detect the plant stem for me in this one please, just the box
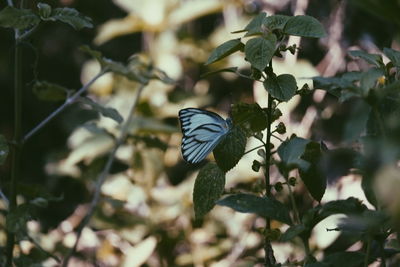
[264,93,276,266]
[23,70,107,143]
[61,83,146,266]
[5,24,23,266]
[364,236,371,267]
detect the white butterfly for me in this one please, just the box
[179,108,232,164]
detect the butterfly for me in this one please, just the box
[178,108,232,164]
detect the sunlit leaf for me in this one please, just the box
[193,163,225,220]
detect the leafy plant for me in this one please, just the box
[192,11,400,266]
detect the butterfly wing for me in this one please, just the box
[179,108,231,164]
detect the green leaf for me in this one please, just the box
[312,72,363,99]
[81,46,149,83]
[0,135,9,165]
[243,12,267,36]
[280,224,306,242]
[319,197,367,221]
[338,210,389,234]
[46,7,93,30]
[299,141,327,202]
[283,15,326,38]
[323,252,365,267]
[384,47,400,68]
[244,34,277,72]
[205,39,244,65]
[348,50,383,67]
[37,2,52,19]
[193,163,226,220]
[343,100,371,141]
[264,15,290,31]
[79,97,123,124]
[217,193,292,225]
[360,67,384,94]
[201,67,238,78]
[214,126,246,172]
[33,80,68,101]
[264,74,297,102]
[0,6,40,30]
[278,136,311,171]
[231,102,268,134]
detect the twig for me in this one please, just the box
[244,144,265,155]
[23,70,107,143]
[6,25,23,266]
[25,231,61,263]
[61,83,146,266]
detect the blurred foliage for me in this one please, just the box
[1,0,400,266]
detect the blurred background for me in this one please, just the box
[1,0,400,265]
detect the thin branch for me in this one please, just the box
[271,134,284,142]
[244,144,265,155]
[6,26,23,267]
[23,70,107,143]
[61,83,146,266]
[25,232,61,263]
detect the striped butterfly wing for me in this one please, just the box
[179,108,231,164]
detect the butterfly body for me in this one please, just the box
[179,108,232,163]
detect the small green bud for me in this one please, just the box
[289,177,296,186]
[272,108,282,121]
[274,182,283,192]
[276,122,286,134]
[252,160,261,172]
[38,2,52,19]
